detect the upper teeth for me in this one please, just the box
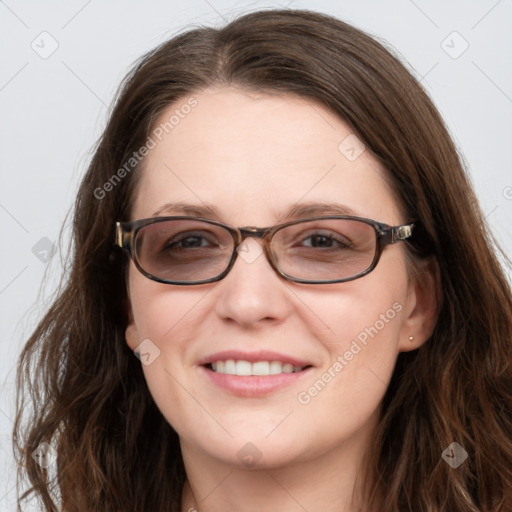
[211,360,305,376]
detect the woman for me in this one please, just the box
[14,8,512,512]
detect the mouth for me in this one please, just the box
[199,351,314,397]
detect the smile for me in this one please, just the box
[207,360,310,376]
[199,351,314,397]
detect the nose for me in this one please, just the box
[213,237,293,328]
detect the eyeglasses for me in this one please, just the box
[115,215,414,285]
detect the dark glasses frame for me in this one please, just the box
[115,215,415,285]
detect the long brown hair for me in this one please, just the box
[14,8,512,511]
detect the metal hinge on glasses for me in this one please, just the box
[391,224,414,243]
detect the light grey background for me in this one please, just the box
[1,0,511,508]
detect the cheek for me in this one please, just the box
[296,255,408,390]
[298,293,404,385]
[128,264,207,344]
[300,252,407,351]
[127,269,214,431]
[291,279,406,441]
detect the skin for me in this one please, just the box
[125,87,439,512]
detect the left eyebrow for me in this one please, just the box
[151,200,361,222]
[275,201,361,221]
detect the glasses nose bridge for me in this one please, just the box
[237,226,273,243]
[233,226,275,263]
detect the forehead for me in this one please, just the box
[132,87,403,225]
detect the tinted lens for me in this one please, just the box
[135,220,233,282]
[271,219,377,281]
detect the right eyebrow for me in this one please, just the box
[152,201,221,218]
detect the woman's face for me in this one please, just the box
[126,87,432,470]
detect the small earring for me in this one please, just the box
[408,336,414,341]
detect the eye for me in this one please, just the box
[299,231,351,249]
[164,231,218,250]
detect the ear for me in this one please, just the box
[398,257,441,352]
[125,321,140,351]
[124,279,141,351]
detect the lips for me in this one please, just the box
[198,350,314,396]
